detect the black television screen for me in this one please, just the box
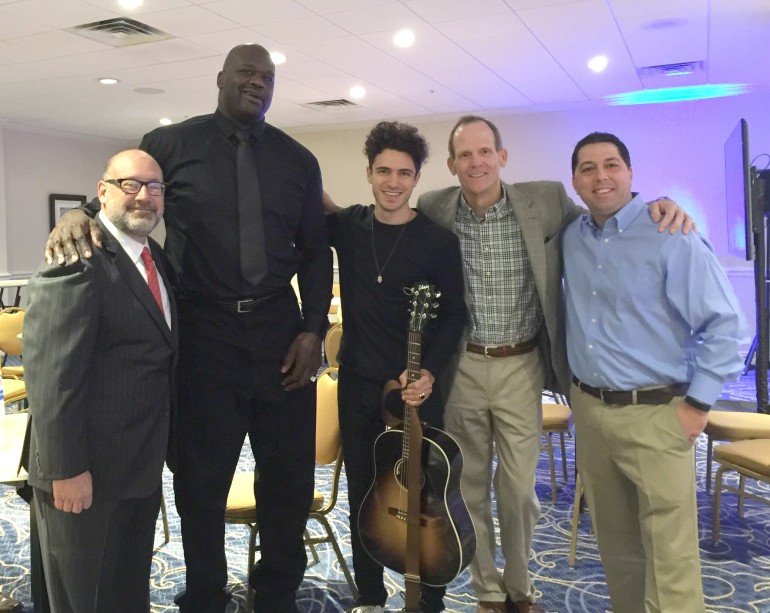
[725,118,754,260]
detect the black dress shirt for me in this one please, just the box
[86,110,332,337]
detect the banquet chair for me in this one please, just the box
[324,322,342,368]
[712,438,770,543]
[1,375,26,409]
[224,367,357,608]
[0,307,24,378]
[703,410,770,492]
[569,473,586,567]
[541,390,573,502]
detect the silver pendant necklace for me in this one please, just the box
[371,211,414,284]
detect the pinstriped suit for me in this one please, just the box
[24,219,178,613]
[418,181,581,604]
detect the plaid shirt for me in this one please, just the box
[456,188,542,345]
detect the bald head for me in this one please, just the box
[217,44,275,125]
[98,149,164,241]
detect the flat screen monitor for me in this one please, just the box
[725,118,754,260]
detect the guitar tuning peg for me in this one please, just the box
[434,291,442,298]
[430,313,437,319]
[432,302,440,309]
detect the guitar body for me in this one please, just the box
[358,424,476,586]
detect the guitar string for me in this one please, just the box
[401,329,421,516]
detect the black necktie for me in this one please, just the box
[235,130,267,286]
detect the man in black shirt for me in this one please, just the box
[325,122,467,613]
[45,44,332,612]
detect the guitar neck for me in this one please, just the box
[402,330,423,454]
[406,330,422,385]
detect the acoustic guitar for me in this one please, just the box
[358,283,475,610]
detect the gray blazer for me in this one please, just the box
[24,220,178,500]
[417,180,582,395]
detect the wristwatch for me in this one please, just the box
[684,395,711,412]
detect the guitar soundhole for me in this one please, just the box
[394,459,425,493]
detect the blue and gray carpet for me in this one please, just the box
[0,374,768,612]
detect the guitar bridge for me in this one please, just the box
[387,507,428,526]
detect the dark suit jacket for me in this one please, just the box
[417,181,582,395]
[24,219,178,500]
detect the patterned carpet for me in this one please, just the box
[1,375,769,612]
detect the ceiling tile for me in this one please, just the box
[203,0,313,26]
[250,15,349,44]
[138,5,240,37]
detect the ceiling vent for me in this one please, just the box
[303,99,358,109]
[68,18,174,47]
[637,61,705,78]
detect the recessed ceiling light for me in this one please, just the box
[118,0,143,9]
[270,51,286,65]
[349,85,366,100]
[393,29,415,49]
[587,55,608,73]
[99,77,119,85]
[159,118,172,126]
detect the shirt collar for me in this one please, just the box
[582,192,644,233]
[213,109,266,142]
[458,183,509,221]
[98,210,149,265]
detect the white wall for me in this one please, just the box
[1,91,767,335]
[290,90,770,341]
[0,126,129,277]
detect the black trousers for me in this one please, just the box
[33,485,161,613]
[174,299,316,613]
[337,367,446,612]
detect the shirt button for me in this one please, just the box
[591,318,596,323]
[603,238,609,243]
[588,344,594,349]
[597,264,602,269]
[592,291,597,296]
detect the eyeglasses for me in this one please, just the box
[105,178,166,196]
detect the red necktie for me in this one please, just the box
[140,247,165,315]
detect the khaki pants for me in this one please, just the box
[571,384,705,613]
[444,348,544,603]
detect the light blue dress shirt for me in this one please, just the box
[564,194,747,405]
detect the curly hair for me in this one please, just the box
[364,121,429,172]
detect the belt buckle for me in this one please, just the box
[484,345,493,358]
[236,299,253,313]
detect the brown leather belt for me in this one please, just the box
[572,376,688,406]
[466,338,537,358]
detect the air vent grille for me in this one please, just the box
[637,61,705,78]
[303,99,358,109]
[68,18,173,47]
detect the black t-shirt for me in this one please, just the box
[328,204,466,382]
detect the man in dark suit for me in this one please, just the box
[24,149,177,613]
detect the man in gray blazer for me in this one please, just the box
[24,149,177,613]
[417,116,683,613]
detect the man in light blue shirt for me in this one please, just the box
[564,132,745,613]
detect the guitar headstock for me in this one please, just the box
[405,282,440,333]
